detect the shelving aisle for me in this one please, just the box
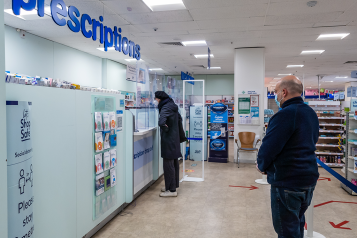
[342,113,357,196]
[309,101,345,168]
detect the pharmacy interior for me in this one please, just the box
[0,11,187,238]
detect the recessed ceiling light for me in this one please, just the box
[324,81,333,82]
[125,59,144,62]
[149,68,163,71]
[307,87,312,88]
[207,67,221,69]
[194,54,214,58]
[300,50,325,55]
[273,78,281,79]
[316,33,350,41]
[336,76,348,78]
[97,47,116,51]
[287,65,304,68]
[182,40,207,46]
[143,0,186,11]
[278,74,292,76]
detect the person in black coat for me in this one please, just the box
[155,91,183,197]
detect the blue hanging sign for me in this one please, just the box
[12,0,141,59]
[208,47,211,70]
[181,71,194,85]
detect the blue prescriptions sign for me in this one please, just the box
[181,71,194,85]
[12,0,141,59]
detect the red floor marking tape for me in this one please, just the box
[329,221,351,230]
[304,223,307,230]
[314,201,357,208]
[229,185,259,190]
[318,177,331,181]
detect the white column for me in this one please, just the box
[0,0,8,236]
[234,48,265,163]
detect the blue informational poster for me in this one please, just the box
[189,105,208,161]
[208,103,228,163]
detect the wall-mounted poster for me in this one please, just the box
[126,64,137,82]
[250,95,259,107]
[238,97,250,114]
[138,68,146,84]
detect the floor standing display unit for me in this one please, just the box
[208,103,229,163]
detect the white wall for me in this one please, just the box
[5,25,102,88]
[0,1,8,237]
[105,59,136,93]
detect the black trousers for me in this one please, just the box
[163,158,179,192]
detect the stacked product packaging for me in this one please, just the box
[5,71,121,94]
[94,112,117,197]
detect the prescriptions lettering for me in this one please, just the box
[12,0,141,59]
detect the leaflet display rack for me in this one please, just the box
[309,101,345,168]
[342,112,357,196]
[237,94,260,126]
[92,96,119,220]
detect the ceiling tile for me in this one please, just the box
[184,0,269,9]
[264,12,343,25]
[196,17,265,29]
[120,10,193,24]
[189,4,268,21]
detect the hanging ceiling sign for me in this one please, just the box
[208,47,211,70]
[181,71,194,85]
[12,0,141,59]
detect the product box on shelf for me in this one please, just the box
[95,132,104,152]
[103,151,111,171]
[95,153,103,174]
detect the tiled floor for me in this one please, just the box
[92,161,357,238]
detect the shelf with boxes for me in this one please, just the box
[341,112,357,196]
[309,101,345,168]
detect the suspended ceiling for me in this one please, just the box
[4,0,357,90]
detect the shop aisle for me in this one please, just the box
[92,162,357,238]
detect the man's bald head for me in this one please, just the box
[275,76,303,106]
[276,76,303,96]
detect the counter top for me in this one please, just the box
[134,127,157,136]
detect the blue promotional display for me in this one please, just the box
[208,103,228,163]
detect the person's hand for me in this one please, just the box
[256,164,266,175]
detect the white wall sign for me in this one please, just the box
[7,101,34,238]
[126,64,137,82]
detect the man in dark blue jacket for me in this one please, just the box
[257,76,319,238]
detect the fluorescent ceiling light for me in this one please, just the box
[287,65,304,68]
[149,68,163,71]
[143,0,186,11]
[97,47,116,51]
[316,33,350,41]
[182,40,207,46]
[4,5,66,20]
[194,54,214,58]
[278,74,292,76]
[207,67,221,69]
[125,59,144,62]
[300,50,325,55]
[324,81,334,82]
[336,76,348,78]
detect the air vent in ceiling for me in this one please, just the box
[159,42,184,46]
[344,61,357,64]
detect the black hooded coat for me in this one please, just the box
[158,98,183,159]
